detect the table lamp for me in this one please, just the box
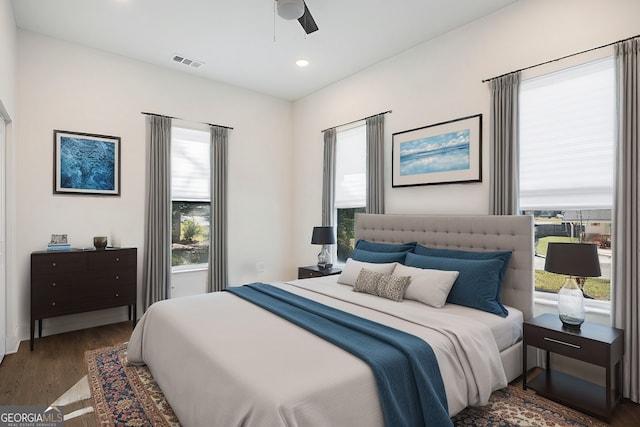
[311,226,336,269]
[544,242,601,329]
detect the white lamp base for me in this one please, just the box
[557,276,585,329]
[317,245,332,269]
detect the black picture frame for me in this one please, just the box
[392,114,482,187]
[53,130,121,196]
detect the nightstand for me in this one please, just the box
[298,265,342,279]
[522,313,624,421]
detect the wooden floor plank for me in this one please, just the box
[0,321,131,426]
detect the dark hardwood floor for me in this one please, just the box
[0,321,639,426]
[0,321,132,426]
[513,369,640,426]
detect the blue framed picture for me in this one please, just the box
[54,130,121,196]
[392,114,482,187]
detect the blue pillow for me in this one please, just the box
[414,244,512,296]
[351,248,408,264]
[355,240,417,253]
[404,252,508,316]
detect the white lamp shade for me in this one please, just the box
[277,0,304,20]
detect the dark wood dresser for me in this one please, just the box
[30,247,137,350]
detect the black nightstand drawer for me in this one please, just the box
[524,324,606,366]
[298,265,342,279]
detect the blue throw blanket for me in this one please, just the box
[225,283,451,427]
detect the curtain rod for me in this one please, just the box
[320,110,392,133]
[141,111,234,130]
[481,33,640,83]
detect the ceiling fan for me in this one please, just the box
[276,0,319,34]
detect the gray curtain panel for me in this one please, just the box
[322,128,336,226]
[208,126,229,292]
[366,114,385,214]
[489,72,520,215]
[613,37,640,403]
[143,115,172,311]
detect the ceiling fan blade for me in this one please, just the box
[297,2,318,34]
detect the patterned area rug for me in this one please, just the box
[85,343,179,427]
[451,386,608,427]
[86,343,608,427]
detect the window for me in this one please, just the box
[171,126,210,268]
[335,124,366,263]
[519,57,615,301]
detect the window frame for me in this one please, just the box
[517,51,615,313]
[170,122,211,271]
[334,122,366,264]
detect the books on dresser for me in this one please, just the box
[47,243,71,251]
[47,233,71,251]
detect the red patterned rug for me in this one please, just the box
[85,343,179,427]
[451,386,607,426]
[86,343,607,427]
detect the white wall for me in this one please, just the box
[11,31,294,349]
[0,0,18,355]
[290,0,640,267]
[0,1,17,116]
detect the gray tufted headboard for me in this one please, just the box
[355,213,534,320]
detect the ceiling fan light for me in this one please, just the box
[277,0,305,20]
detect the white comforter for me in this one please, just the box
[127,279,507,427]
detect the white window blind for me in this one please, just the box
[335,124,366,208]
[519,57,615,210]
[171,126,210,201]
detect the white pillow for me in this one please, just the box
[395,263,459,308]
[337,258,397,286]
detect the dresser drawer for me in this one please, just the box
[89,266,136,285]
[33,289,99,318]
[32,252,87,274]
[31,274,84,290]
[97,285,136,305]
[33,298,75,318]
[31,278,86,300]
[87,249,136,269]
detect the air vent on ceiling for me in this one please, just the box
[172,54,204,69]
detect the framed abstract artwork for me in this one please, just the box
[54,130,121,196]
[392,114,482,187]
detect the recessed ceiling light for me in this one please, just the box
[296,59,310,67]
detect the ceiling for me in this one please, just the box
[11,0,518,101]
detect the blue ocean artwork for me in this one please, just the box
[399,129,470,176]
[59,137,115,191]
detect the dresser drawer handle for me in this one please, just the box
[115,293,119,297]
[52,302,56,306]
[52,283,56,287]
[116,257,120,262]
[52,262,56,267]
[115,275,119,280]
[543,337,581,349]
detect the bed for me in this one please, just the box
[127,213,534,426]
